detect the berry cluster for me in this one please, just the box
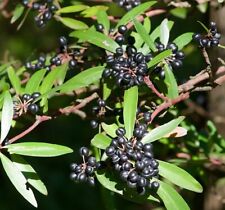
[70,147,98,186]
[13,92,41,117]
[22,0,57,28]
[193,22,221,48]
[25,36,79,71]
[105,126,159,195]
[90,99,107,129]
[114,0,141,10]
[151,42,185,79]
[102,26,152,89]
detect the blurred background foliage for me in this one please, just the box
[0,0,223,209]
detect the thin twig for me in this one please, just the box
[8,116,51,144]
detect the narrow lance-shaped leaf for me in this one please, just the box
[11,4,24,23]
[56,5,89,14]
[123,86,138,139]
[160,18,170,47]
[7,66,22,94]
[141,116,185,144]
[59,17,88,30]
[0,153,37,207]
[5,142,73,157]
[11,154,48,195]
[81,6,108,17]
[147,49,172,68]
[70,30,119,53]
[133,19,157,52]
[0,91,14,143]
[116,1,156,28]
[101,123,118,138]
[91,133,111,150]
[150,21,174,42]
[164,63,179,99]
[96,10,110,33]
[173,32,194,50]
[25,69,46,94]
[157,180,190,210]
[158,160,203,193]
[59,66,104,93]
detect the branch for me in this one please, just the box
[59,92,99,117]
[8,115,51,144]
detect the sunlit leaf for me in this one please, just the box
[0,153,37,207]
[6,142,73,157]
[0,91,14,143]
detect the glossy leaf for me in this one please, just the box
[103,83,112,100]
[7,66,22,94]
[91,133,111,150]
[70,30,119,53]
[123,86,138,139]
[160,19,170,47]
[158,160,203,193]
[96,10,110,33]
[164,63,179,99]
[59,17,88,30]
[157,180,190,210]
[25,69,46,94]
[11,154,48,195]
[116,1,156,28]
[101,123,118,138]
[142,116,185,144]
[147,50,172,68]
[56,5,89,14]
[81,6,108,17]
[150,21,174,42]
[173,32,194,50]
[59,66,104,93]
[0,91,14,143]
[11,4,24,23]
[133,19,157,52]
[0,153,37,207]
[6,142,73,157]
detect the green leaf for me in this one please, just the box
[91,133,111,150]
[56,5,89,14]
[164,63,179,99]
[96,10,110,33]
[0,91,14,143]
[141,116,185,144]
[0,153,37,207]
[11,4,24,24]
[25,69,46,94]
[173,32,194,50]
[116,1,156,28]
[147,50,172,68]
[133,19,157,52]
[81,6,108,17]
[59,17,88,30]
[96,171,159,203]
[150,21,174,42]
[7,66,22,94]
[157,180,190,210]
[160,19,170,47]
[158,160,203,193]
[70,30,119,53]
[123,86,138,139]
[11,154,48,195]
[103,83,112,100]
[6,142,73,157]
[101,123,118,138]
[59,66,104,93]
[170,8,188,19]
